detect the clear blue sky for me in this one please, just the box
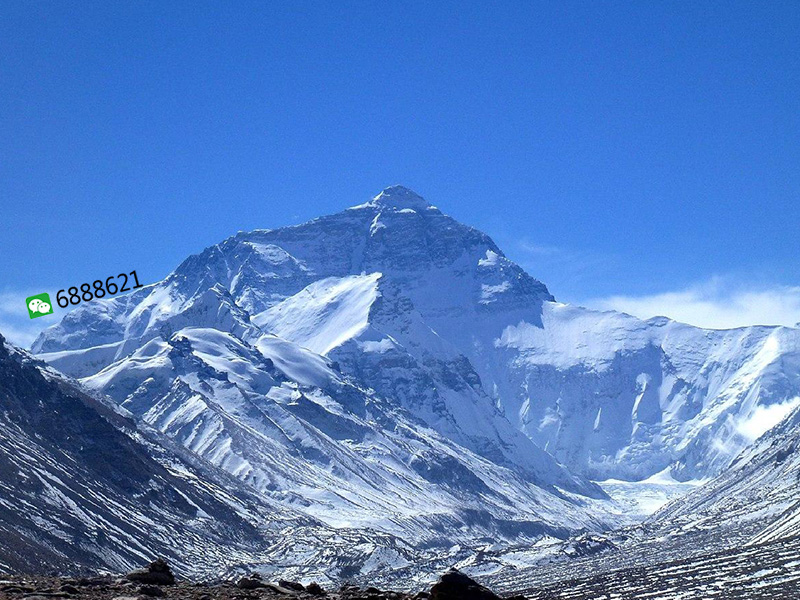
[2,1,800,345]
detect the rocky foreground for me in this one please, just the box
[5,538,798,600]
[0,561,523,600]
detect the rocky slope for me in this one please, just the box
[0,334,274,576]
[475,402,800,596]
[650,403,800,545]
[520,535,800,600]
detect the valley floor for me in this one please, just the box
[516,536,800,599]
[3,536,798,600]
[596,471,702,519]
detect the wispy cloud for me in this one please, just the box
[509,241,619,298]
[0,290,60,349]
[589,278,800,330]
[735,397,800,443]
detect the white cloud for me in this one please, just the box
[0,290,60,349]
[589,278,800,330]
[736,398,800,443]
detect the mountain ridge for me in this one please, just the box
[31,186,800,540]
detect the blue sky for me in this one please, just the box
[2,1,800,346]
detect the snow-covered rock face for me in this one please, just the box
[0,335,280,576]
[651,401,800,546]
[364,185,433,211]
[490,308,800,480]
[32,186,800,521]
[81,323,613,544]
[30,188,623,552]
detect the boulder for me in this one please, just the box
[59,585,80,595]
[430,569,501,600]
[138,584,165,597]
[279,579,305,591]
[237,574,267,590]
[125,559,175,586]
[306,582,326,595]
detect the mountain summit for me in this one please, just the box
[364,185,433,210]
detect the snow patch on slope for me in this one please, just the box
[254,273,382,355]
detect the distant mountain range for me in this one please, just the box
[3,185,799,588]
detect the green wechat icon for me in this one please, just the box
[27,293,54,319]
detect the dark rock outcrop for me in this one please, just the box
[430,569,502,600]
[139,584,166,597]
[237,573,267,590]
[306,582,326,595]
[125,559,175,586]
[280,579,306,591]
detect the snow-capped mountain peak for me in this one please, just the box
[31,186,800,544]
[355,185,434,211]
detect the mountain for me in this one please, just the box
[0,332,602,587]
[14,183,800,591]
[650,402,800,546]
[478,402,800,597]
[29,189,633,565]
[0,333,274,576]
[36,186,800,486]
